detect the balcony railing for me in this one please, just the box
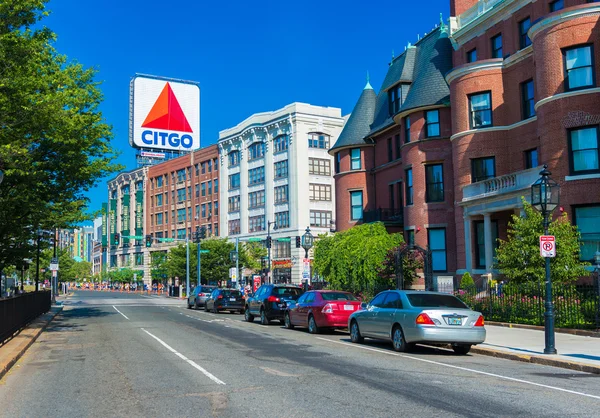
[456,0,504,31]
[363,208,404,225]
[462,167,542,202]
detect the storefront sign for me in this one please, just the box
[272,259,292,269]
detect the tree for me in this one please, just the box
[313,223,406,299]
[0,0,121,272]
[150,251,169,282]
[495,200,589,283]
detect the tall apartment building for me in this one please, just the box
[218,103,345,284]
[145,145,220,269]
[333,0,600,284]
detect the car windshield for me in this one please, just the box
[321,292,357,301]
[220,290,241,297]
[201,286,216,293]
[273,287,303,300]
[407,294,468,309]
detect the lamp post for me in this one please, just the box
[530,164,560,355]
[230,238,239,287]
[267,221,276,284]
[301,227,314,259]
[35,228,43,292]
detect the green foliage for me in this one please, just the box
[150,251,169,282]
[106,268,142,283]
[0,0,121,271]
[459,272,475,289]
[313,223,405,299]
[495,199,589,284]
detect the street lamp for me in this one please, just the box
[301,227,314,259]
[266,221,276,284]
[35,228,43,292]
[530,164,560,355]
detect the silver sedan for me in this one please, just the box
[348,290,485,354]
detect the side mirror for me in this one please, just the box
[360,302,368,310]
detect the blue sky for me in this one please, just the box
[44,0,449,221]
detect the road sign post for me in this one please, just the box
[540,235,556,258]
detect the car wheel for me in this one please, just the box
[213,305,218,314]
[308,315,320,334]
[350,320,364,343]
[284,312,294,330]
[187,302,192,309]
[453,344,472,355]
[194,300,199,310]
[260,309,269,325]
[204,303,209,312]
[245,307,254,322]
[392,325,408,352]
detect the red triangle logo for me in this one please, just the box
[141,83,193,133]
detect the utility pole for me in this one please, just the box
[186,235,190,299]
[35,228,41,292]
[52,228,57,303]
[195,226,201,286]
[236,237,239,288]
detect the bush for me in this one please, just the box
[460,272,475,289]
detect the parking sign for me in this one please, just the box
[540,235,556,258]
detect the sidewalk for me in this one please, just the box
[473,325,600,374]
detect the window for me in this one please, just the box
[574,205,600,262]
[229,150,240,167]
[156,212,163,225]
[248,190,265,208]
[214,201,218,216]
[274,160,288,179]
[249,215,265,232]
[425,164,444,202]
[471,157,496,183]
[388,84,402,115]
[369,293,387,308]
[309,210,332,227]
[208,159,212,173]
[177,188,186,203]
[177,169,186,182]
[273,135,289,153]
[518,17,532,49]
[308,133,330,149]
[428,228,447,272]
[248,166,265,185]
[248,142,265,161]
[228,196,240,212]
[564,45,594,91]
[406,230,415,245]
[474,221,499,269]
[156,194,163,207]
[214,178,218,193]
[395,134,401,160]
[229,173,240,190]
[275,211,290,229]
[350,148,361,170]
[405,168,413,205]
[273,240,291,258]
[387,138,393,162]
[382,292,402,309]
[177,208,186,223]
[208,180,212,195]
[274,185,288,204]
[228,219,240,235]
[201,204,206,218]
[335,152,341,173]
[569,126,599,175]
[525,148,538,169]
[309,158,331,175]
[549,0,563,11]
[214,223,218,236]
[309,184,332,201]
[201,182,206,197]
[201,163,206,174]
[195,164,200,176]
[389,184,395,211]
[521,79,535,119]
[491,34,503,59]
[469,92,492,128]
[122,185,130,195]
[156,176,163,187]
[350,191,363,221]
[466,48,477,63]
[425,110,440,137]
[195,205,200,219]
[404,116,411,143]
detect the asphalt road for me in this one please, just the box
[1,291,599,418]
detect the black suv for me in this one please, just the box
[245,284,304,325]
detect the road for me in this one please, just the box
[1,291,599,417]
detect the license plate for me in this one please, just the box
[230,298,236,301]
[344,305,354,311]
[448,317,462,325]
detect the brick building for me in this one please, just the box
[333,0,600,285]
[145,145,220,273]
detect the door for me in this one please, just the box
[374,292,402,338]
[250,286,264,314]
[298,292,315,326]
[290,293,308,325]
[359,292,386,337]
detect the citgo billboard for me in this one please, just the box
[129,75,200,151]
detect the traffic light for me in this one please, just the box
[145,235,152,248]
[266,236,272,248]
[194,226,201,243]
[200,226,207,239]
[295,236,301,248]
[113,233,120,246]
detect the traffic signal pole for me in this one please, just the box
[186,236,190,299]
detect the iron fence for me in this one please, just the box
[0,291,51,345]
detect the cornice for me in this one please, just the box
[529,4,600,42]
[535,87,600,111]
[445,59,503,85]
[451,117,537,141]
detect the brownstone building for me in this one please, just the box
[332,0,600,285]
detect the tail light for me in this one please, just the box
[322,303,335,314]
[416,313,435,325]
[217,295,223,300]
[267,295,280,303]
[474,315,485,327]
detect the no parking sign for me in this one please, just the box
[540,235,556,258]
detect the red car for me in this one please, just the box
[284,290,362,334]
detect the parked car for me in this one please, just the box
[204,288,245,314]
[245,284,304,325]
[284,290,362,334]
[187,285,217,309]
[348,290,485,354]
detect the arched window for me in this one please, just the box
[308,133,330,149]
[248,142,265,161]
[228,150,240,167]
[273,135,289,153]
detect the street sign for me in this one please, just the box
[129,235,144,240]
[229,267,237,280]
[540,235,556,258]
[50,258,59,271]
[277,238,291,242]
[199,250,210,254]
[160,238,175,242]
[247,237,262,242]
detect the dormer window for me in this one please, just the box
[388,83,409,116]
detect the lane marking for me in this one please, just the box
[113,306,130,320]
[141,328,226,385]
[315,337,600,401]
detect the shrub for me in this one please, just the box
[460,272,475,289]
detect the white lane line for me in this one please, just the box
[141,328,226,385]
[113,306,130,320]
[315,337,600,401]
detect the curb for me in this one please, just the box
[0,305,63,381]
[470,345,600,375]
[486,321,600,338]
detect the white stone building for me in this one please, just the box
[218,103,345,284]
